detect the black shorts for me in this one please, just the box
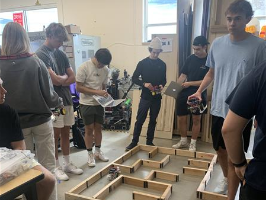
[176,95,207,116]
[240,183,266,200]
[211,115,252,152]
[80,105,104,125]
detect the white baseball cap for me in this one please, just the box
[149,37,162,50]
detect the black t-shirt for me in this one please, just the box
[132,57,166,101]
[36,46,72,106]
[0,104,24,149]
[226,61,266,191]
[54,49,73,106]
[179,54,209,100]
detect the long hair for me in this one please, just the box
[1,22,30,56]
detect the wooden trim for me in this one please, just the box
[155,171,179,182]
[133,191,161,200]
[149,147,158,158]
[183,167,207,176]
[176,149,196,158]
[188,159,210,169]
[142,159,161,169]
[158,147,175,155]
[196,152,215,160]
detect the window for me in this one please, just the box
[0,8,58,45]
[26,8,58,32]
[247,0,266,29]
[143,0,177,42]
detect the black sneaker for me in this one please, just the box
[146,142,155,146]
[125,142,137,151]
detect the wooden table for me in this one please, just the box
[0,169,44,200]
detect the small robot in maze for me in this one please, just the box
[107,165,121,181]
[187,97,207,114]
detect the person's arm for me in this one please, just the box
[132,61,154,91]
[132,62,145,87]
[48,68,68,86]
[177,73,187,84]
[38,60,63,108]
[183,80,202,87]
[62,67,75,86]
[11,140,26,150]
[222,110,249,164]
[188,68,214,101]
[222,110,249,180]
[76,82,108,97]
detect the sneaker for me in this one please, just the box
[88,152,96,167]
[214,177,228,194]
[125,142,137,151]
[55,166,69,181]
[63,162,83,175]
[94,150,109,162]
[146,142,155,146]
[189,142,196,151]
[172,140,189,149]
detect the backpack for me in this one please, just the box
[72,118,86,149]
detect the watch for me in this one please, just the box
[232,159,247,168]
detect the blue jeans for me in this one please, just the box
[132,98,161,144]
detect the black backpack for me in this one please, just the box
[72,118,86,149]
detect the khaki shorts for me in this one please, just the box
[80,104,104,125]
[53,106,75,128]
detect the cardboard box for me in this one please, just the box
[65,25,81,34]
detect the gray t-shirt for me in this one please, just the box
[206,34,266,119]
[36,46,73,106]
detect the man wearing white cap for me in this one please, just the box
[126,37,166,151]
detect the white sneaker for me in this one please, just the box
[63,162,83,175]
[189,142,196,151]
[88,152,96,167]
[55,166,69,181]
[172,140,189,149]
[95,150,109,162]
[214,177,228,194]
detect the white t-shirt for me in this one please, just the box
[206,34,266,119]
[76,59,109,106]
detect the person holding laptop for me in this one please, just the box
[172,36,209,151]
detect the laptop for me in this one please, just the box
[164,81,183,99]
[93,94,125,107]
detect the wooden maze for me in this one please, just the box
[66,145,227,200]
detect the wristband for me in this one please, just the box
[232,159,247,168]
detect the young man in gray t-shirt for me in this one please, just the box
[189,1,266,199]
[36,23,83,181]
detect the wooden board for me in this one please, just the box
[183,167,207,176]
[155,171,179,182]
[161,185,172,200]
[146,180,170,192]
[133,191,161,200]
[113,164,132,174]
[149,148,158,158]
[123,176,145,188]
[142,159,161,169]
[199,191,227,200]
[196,152,215,160]
[93,176,123,199]
[132,159,143,173]
[145,170,156,180]
[140,145,156,152]
[158,147,176,155]
[188,159,210,169]
[176,149,196,158]
[131,145,141,155]
[161,155,170,168]
[65,193,97,200]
